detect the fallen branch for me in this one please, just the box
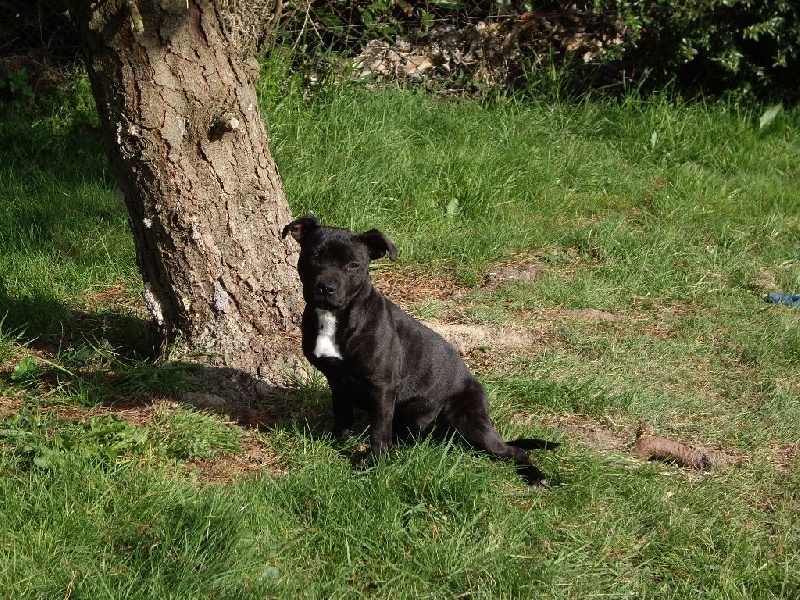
[633,422,711,470]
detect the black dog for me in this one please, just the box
[282,215,550,486]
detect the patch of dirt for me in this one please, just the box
[558,309,622,322]
[371,256,625,357]
[1,260,759,483]
[80,283,145,313]
[539,413,740,470]
[425,322,539,355]
[188,437,285,483]
[760,442,800,474]
[540,413,630,452]
[749,269,780,295]
[372,264,460,304]
[51,402,160,429]
[372,256,627,327]
[482,258,547,289]
[0,396,25,420]
[372,262,554,359]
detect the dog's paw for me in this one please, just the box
[333,427,353,439]
[508,437,561,451]
[518,464,550,488]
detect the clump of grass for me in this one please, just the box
[0,402,241,473]
[0,317,23,364]
[150,404,241,460]
[0,407,149,470]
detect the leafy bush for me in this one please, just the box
[270,0,798,100]
[0,0,77,59]
[613,0,800,99]
[1,0,797,101]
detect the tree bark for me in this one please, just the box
[67,0,302,387]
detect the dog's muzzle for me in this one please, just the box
[315,281,336,297]
[310,280,340,309]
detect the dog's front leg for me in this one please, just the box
[368,386,397,457]
[325,379,354,438]
[331,395,354,439]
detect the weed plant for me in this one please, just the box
[0,67,798,598]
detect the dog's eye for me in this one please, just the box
[347,261,360,270]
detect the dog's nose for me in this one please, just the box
[315,282,336,297]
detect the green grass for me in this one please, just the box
[0,70,799,598]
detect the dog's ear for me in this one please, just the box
[282,215,321,243]
[358,229,398,261]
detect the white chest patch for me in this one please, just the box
[313,309,343,359]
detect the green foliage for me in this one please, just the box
[280,0,492,50]
[265,0,800,99]
[3,0,799,99]
[0,74,142,345]
[0,404,240,471]
[0,0,77,60]
[610,0,800,98]
[0,407,149,469]
[0,67,34,107]
[9,356,46,387]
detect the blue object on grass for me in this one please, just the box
[766,293,800,308]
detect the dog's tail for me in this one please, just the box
[508,437,561,451]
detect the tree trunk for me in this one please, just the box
[67,0,302,387]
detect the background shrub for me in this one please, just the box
[271,0,800,100]
[614,0,800,99]
[0,0,797,101]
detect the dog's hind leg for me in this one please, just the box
[461,421,549,487]
[444,381,549,487]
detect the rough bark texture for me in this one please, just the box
[67,0,302,387]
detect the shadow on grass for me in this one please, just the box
[0,281,158,359]
[0,102,109,187]
[0,281,325,440]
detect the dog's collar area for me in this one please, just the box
[313,309,343,359]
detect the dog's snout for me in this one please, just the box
[315,281,336,297]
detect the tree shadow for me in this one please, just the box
[0,281,158,359]
[0,95,108,183]
[0,279,325,441]
[0,120,323,441]
[0,294,364,477]
[0,104,324,437]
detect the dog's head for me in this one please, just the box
[282,215,398,311]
